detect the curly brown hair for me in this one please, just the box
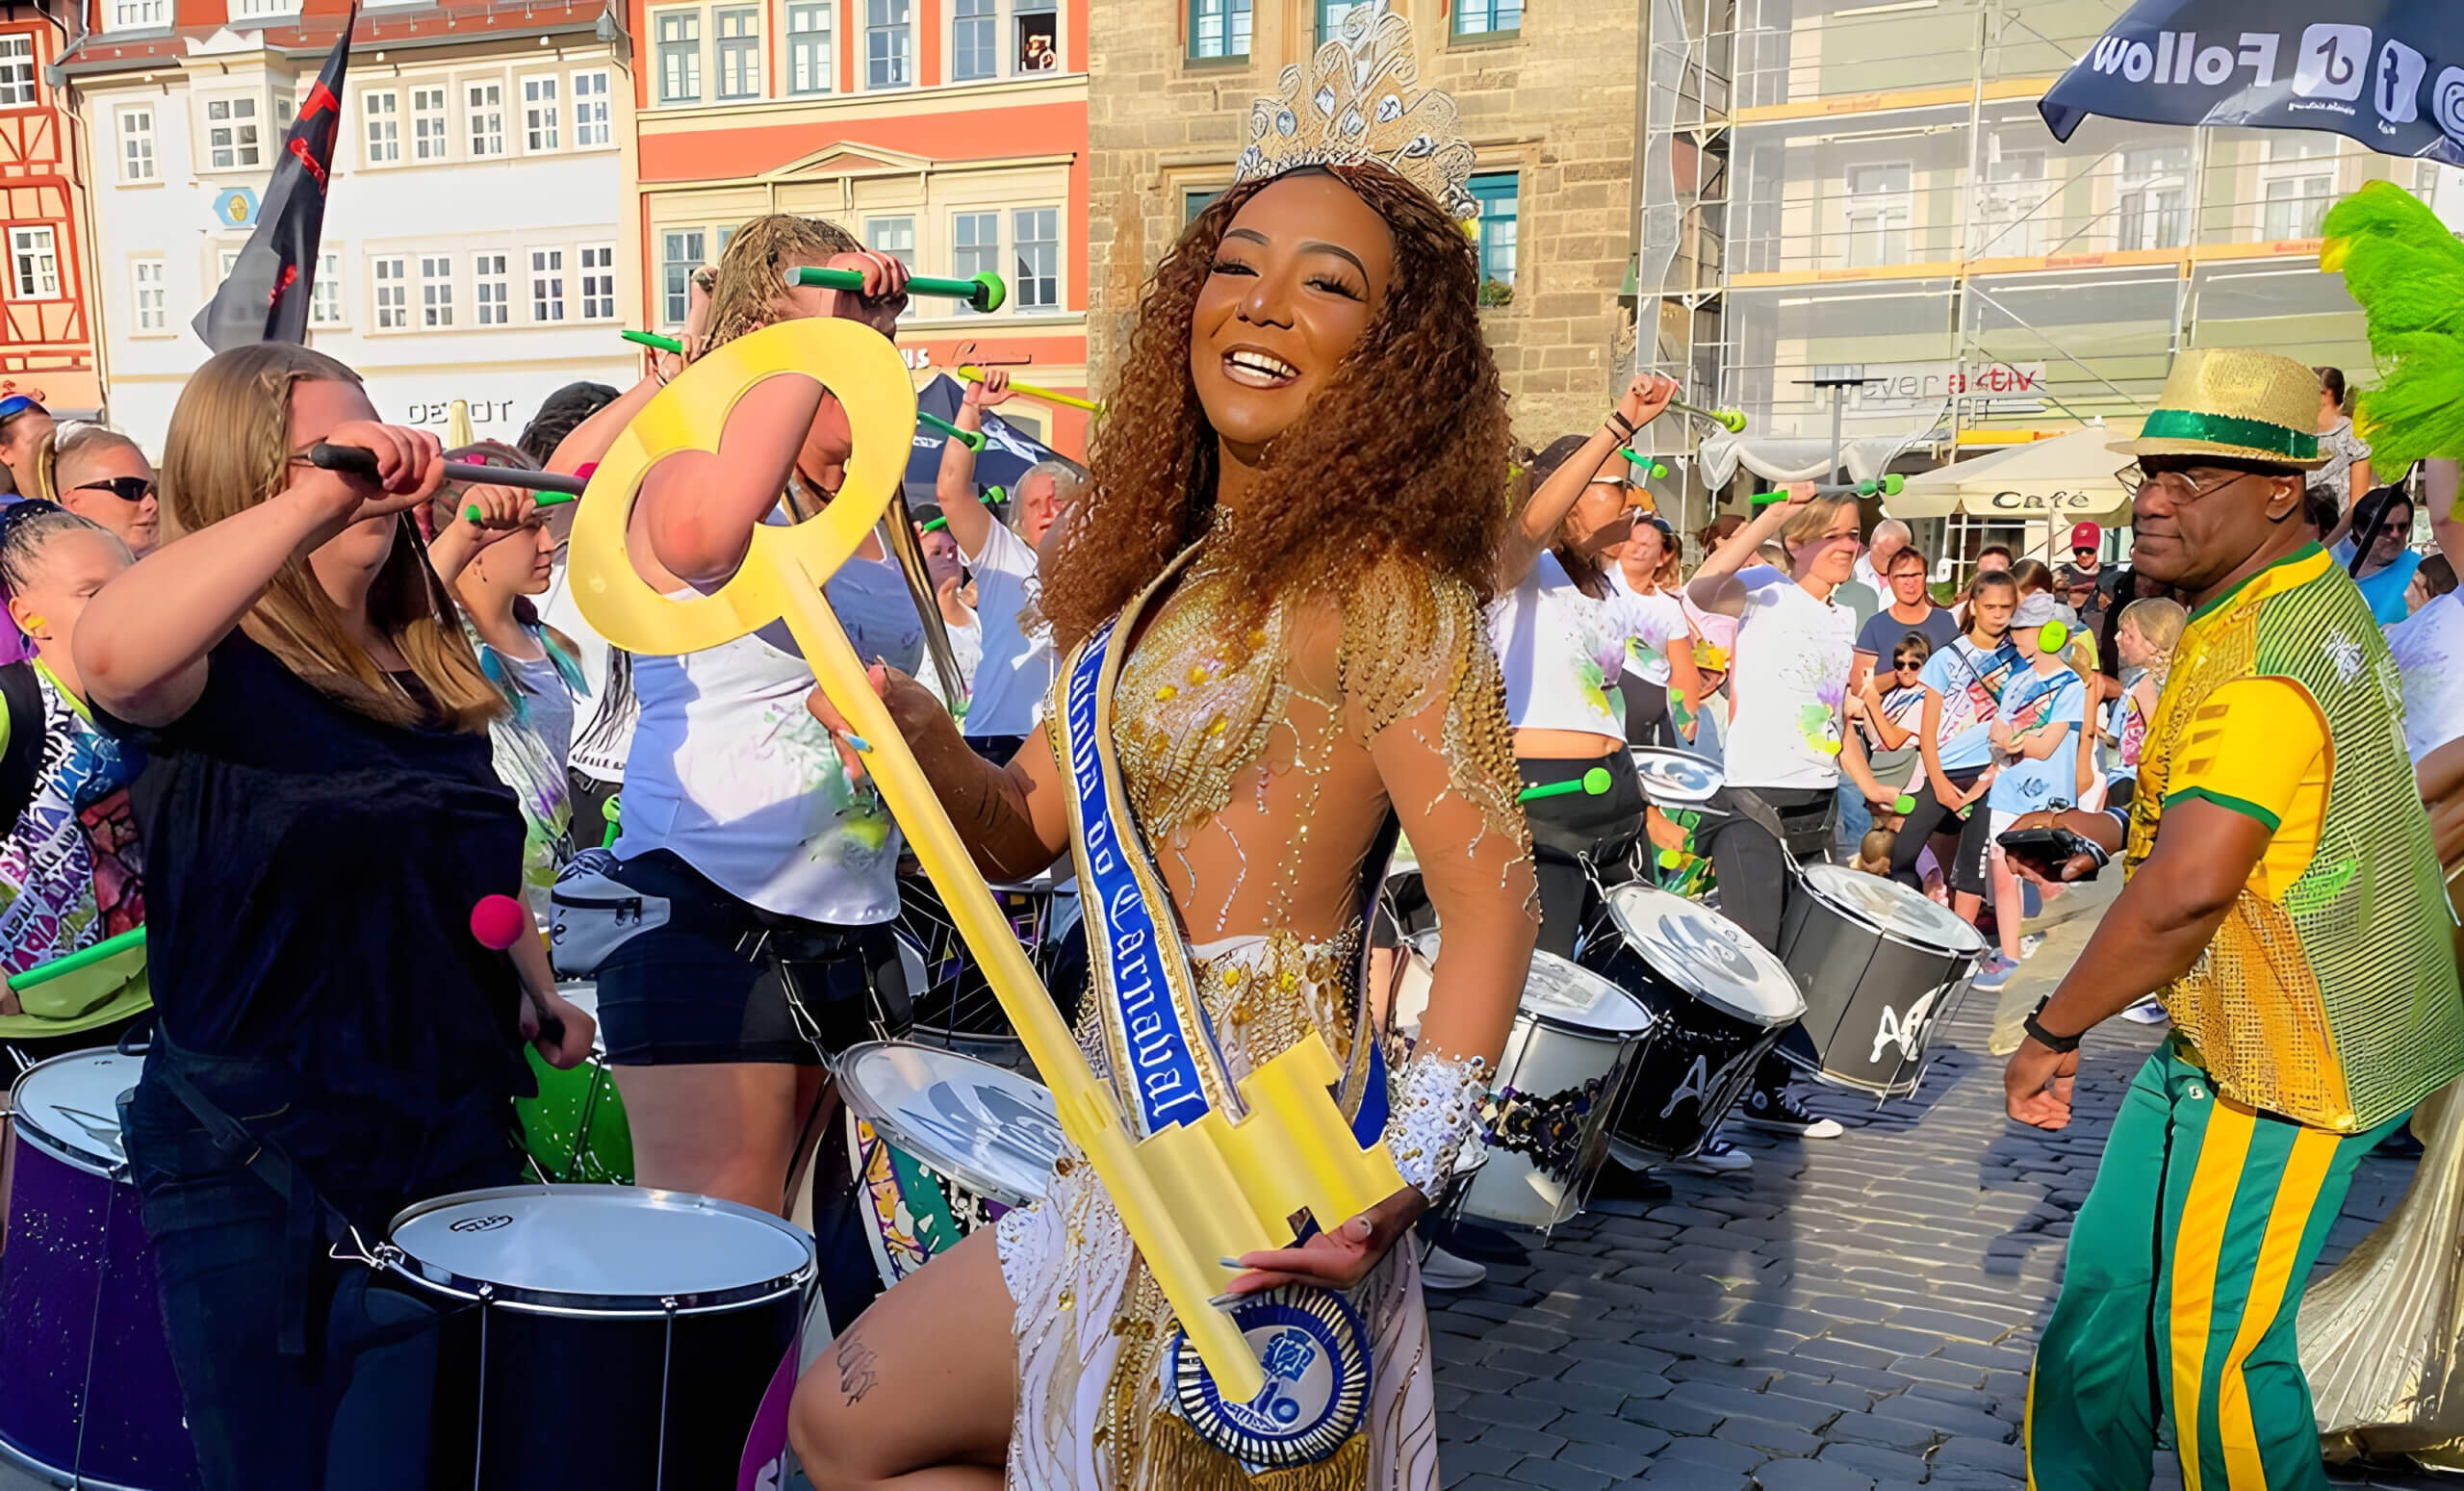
[1040,163,1512,650]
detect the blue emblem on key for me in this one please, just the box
[1167,1285,1370,1466]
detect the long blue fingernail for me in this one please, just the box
[1207,1292,1242,1310]
[1218,1257,1245,1270]
[844,734,872,753]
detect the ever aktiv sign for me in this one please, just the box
[2041,1,2464,167]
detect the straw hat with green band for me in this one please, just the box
[2112,348,2328,470]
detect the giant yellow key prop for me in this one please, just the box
[568,318,1403,1400]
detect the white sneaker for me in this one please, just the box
[1419,1245,1487,1292]
[2119,996,2170,1025]
[1673,1138,1753,1174]
[2019,931,2047,960]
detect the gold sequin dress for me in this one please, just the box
[995,555,1531,1491]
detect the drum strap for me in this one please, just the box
[146,1034,356,1356]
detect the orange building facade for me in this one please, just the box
[0,13,99,418]
[624,0,1090,455]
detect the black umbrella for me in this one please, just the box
[2042,1,2464,166]
[904,373,1064,496]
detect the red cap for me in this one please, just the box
[2069,522,2100,553]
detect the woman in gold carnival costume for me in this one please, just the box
[789,22,1536,1490]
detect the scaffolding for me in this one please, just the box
[1632,0,2408,533]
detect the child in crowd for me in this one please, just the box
[1852,828,1896,877]
[1975,592,2086,990]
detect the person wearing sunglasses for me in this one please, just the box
[41,425,159,557]
[0,394,53,500]
[2005,349,2461,1490]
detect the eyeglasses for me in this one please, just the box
[1892,656,1922,671]
[73,476,154,503]
[2115,464,2253,503]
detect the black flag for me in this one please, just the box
[192,3,357,350]
[2041,1,2464,167]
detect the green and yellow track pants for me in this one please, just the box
[2025,1047,2403,1490]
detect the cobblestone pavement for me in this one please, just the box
[1426,885,2452,1491]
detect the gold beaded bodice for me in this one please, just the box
[1094,550,1529,943]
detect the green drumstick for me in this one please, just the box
[601,794,622,851]
[1619,450,1671,479]
[9,927,145,992]
[1518,766,1614,803]
[623,328,682,353]
[920,486,1006,535]
[787,265,1007,314]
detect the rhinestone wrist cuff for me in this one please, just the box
[1383,1049,1490,1199]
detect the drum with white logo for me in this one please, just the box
[384,1186,814,1489]
[1777,864,1986,1097]
[1579,884,1805,1165]
[1450,945,1654,1231]
[0,1048,196,1491]
[1629,749,1724,900]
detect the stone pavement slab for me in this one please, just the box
[1429,883,2451,1489]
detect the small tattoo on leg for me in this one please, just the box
[836,1325,881,1406]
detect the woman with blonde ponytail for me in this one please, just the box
[70,342,595,1491]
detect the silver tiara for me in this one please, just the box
[1233,3,1477,221]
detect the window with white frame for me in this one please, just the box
[373,255,407,328]
[0,36,36,108]
[112,0,166,25]
[866,0,911,88]
[1013,207,1058,310]
[475,252,509,324]
[656,11,703,105]
[1014,0,1056,71]
[660,228,705,323]
[2115,145,2190,252]
[716,7,761,99]
[522,75,559,150]
[274,90,295,134]
[467,81,504,158]
[412,87,448,160]
[866,218,913,321]
[2261,134,2340,242]
[532,248,566,321]
[1972,137,2047,259]
[421,253,454,327]
[953,212,996,314]
[580,244,615,320]
[1843,161,1912,268]
[787,1,833,92]
[131,257,166,331]
[310,249,342,325]
[953,0,995,82]
[365,90,400,164]
[232,0,297,17]
[205,96,260,168]
[572,70,611,145]
[118,107,156,182]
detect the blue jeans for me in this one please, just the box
[121,1045,520,1490]
[1835,781,1872,860]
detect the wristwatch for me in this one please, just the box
[2023,998,2083,1055]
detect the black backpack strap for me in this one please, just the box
[0,661,41,839]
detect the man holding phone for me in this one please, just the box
[2004,349,2464,1490]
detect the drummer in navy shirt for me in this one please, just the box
[73,344,592,1490]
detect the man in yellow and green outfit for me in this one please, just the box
[2002,348,2464,1490]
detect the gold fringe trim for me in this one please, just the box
[1136,1415,1369,1491]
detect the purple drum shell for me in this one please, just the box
[0,1126,198,1489]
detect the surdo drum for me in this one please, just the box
[0,1049,197,1491]
[1578,884,1805,1166]
[381,1186,814,1489]
[1777,864,1986,1097]
[1438,938,1653,1231]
